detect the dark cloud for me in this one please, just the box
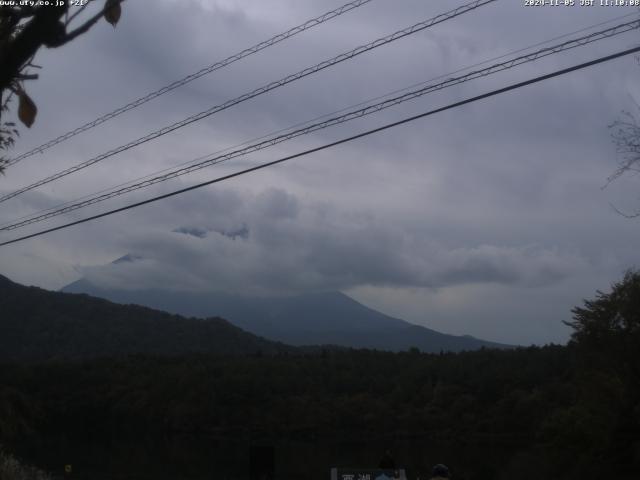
[214,224,249,240]
[173,227,208,239]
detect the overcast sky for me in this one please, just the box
[1,0,640,345]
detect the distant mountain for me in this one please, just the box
[0,274,291,361]
[63,260,511,352]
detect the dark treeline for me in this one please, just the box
[0,274,293,361]
[0,344,638,479]
[1,346,571,440]
[0,272,638,479]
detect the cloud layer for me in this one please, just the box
[77,188,591,297]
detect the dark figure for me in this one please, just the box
[430,464,450,480]
[378,449,396,469]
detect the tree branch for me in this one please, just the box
[60,0,124,45]
[65,2,90,27]
[15,73,38,81]
[0,5,68,91]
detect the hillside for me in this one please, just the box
[63,259,510,352]
[0,275,290,361]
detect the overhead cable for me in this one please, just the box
[2,18,638,232]
[0,0,497,204]
[2,44,639,247]
[2,0,377,168]
[6,9,634,231]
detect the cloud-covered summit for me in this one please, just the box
[77,188,589,297]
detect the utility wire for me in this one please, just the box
[0,0,497,205]
[2,0,377,169]
[4,10,635,230]
[2,45,639,248]
[2,18,638,232]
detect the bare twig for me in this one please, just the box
[606,110,640,186]
[609,202,640,218]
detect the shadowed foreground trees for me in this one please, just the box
[1,343,636,479]
[0,448,50,480]
[0,271,638,479]
[553,270,640,475]
[568,269,640,348]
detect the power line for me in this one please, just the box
[0,0,497,205]
[4,18,637,231]
[3,18,638,232]
[5,11,635,231]
[2,0,377,169]
[2,44,638,248]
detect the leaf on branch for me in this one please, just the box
[18,92,37,128]
[104,1,122,27]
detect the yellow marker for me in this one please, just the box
[64,465,72,474]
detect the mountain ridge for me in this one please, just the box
[63,272,511,352]
[0,274,292,361]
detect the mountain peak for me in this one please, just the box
[61,278,512,352]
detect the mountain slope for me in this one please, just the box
[0,275,290,361]
[63,275,511,352]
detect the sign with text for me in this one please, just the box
[330,468,407,480]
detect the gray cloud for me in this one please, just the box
[74,188,591,298]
